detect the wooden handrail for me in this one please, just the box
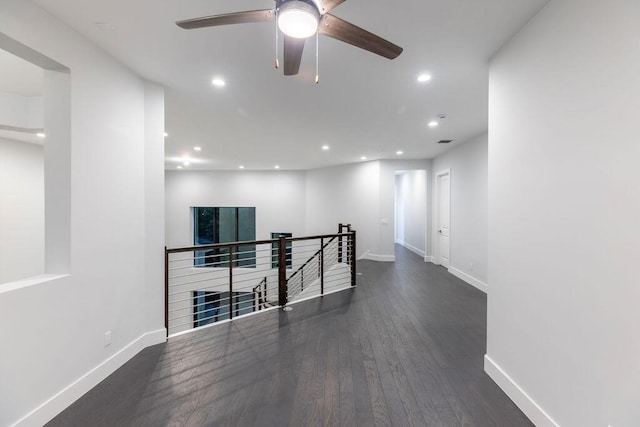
[166,232,353,254]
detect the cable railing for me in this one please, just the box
[165,224,356,336]
[252,276,269,311]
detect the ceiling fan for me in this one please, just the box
[176,0,403,76]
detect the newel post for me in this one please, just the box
[278,235,288,306]
[338,223,343,263]
[164,246,169,337]
[350,230,357,287]
[320,237,325,295]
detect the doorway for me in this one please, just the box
[435,169,450,268]
[394,170,427,258]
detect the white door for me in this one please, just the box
[436,171,450,268]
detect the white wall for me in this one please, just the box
[394,170,427,257]
[0,2,165,426]
[487,1,640,426]
[305,161,381,259]
[144,82,166,339]
[432,134,488,288]
[0,138,44,283]
[165,170,307,247]
[166,160,434,262]
[0,91,43,129]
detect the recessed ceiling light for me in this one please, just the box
[361,156,367,161]
[164,132,168,137]
[396,150,404,155]
[239,165,245,169]
[36,132,46,138]
[212,78,226,87]
[417,74,432,83]
[322,145,330,151]
[274,165,280,169]
[428,121,439,128]
[177,165,183,169]
[183,161,190,166]
[193,146,202,151]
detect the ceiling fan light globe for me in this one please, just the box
[278,1,319,39]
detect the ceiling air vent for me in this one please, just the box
[438,139,453,144]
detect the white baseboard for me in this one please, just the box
[13,328,167,427]
[143,328,167,347]
[396,241,426,258]
[484,355,558,427]
[448,266,488,293]
[424,256,436,264]
[358,251,396,262]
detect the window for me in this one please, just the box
[193,290,255,327]
[193,207,256,268]
[271,232,292,269]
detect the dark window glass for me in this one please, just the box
[237,208,256,267]
[193,207,256,268]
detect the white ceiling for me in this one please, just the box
[32,0,548,170]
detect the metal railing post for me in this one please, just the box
[320,237,325,295]
[278,236,288,306]
[229,245,234,320]
[338,223,343,263]
[350,230,357,287]
[164,247,169,337]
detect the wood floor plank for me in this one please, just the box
[47,245,533,427]
[337,324,357,427]
[357,299,406,426]
[323,335,340,426]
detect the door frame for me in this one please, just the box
[434,169,451,267]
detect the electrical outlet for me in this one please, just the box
[104,331,112,347]
[469,262,474,272]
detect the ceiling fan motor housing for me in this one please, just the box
[279,0,321,13]
[278,0,321,39]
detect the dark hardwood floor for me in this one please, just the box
[48,245,532,427]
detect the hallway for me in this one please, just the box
[49,245,530,426]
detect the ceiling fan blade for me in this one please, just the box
[317,0,347,14]
[283,36,305,76]
[319,14,403,59]
[176,9,275,30]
